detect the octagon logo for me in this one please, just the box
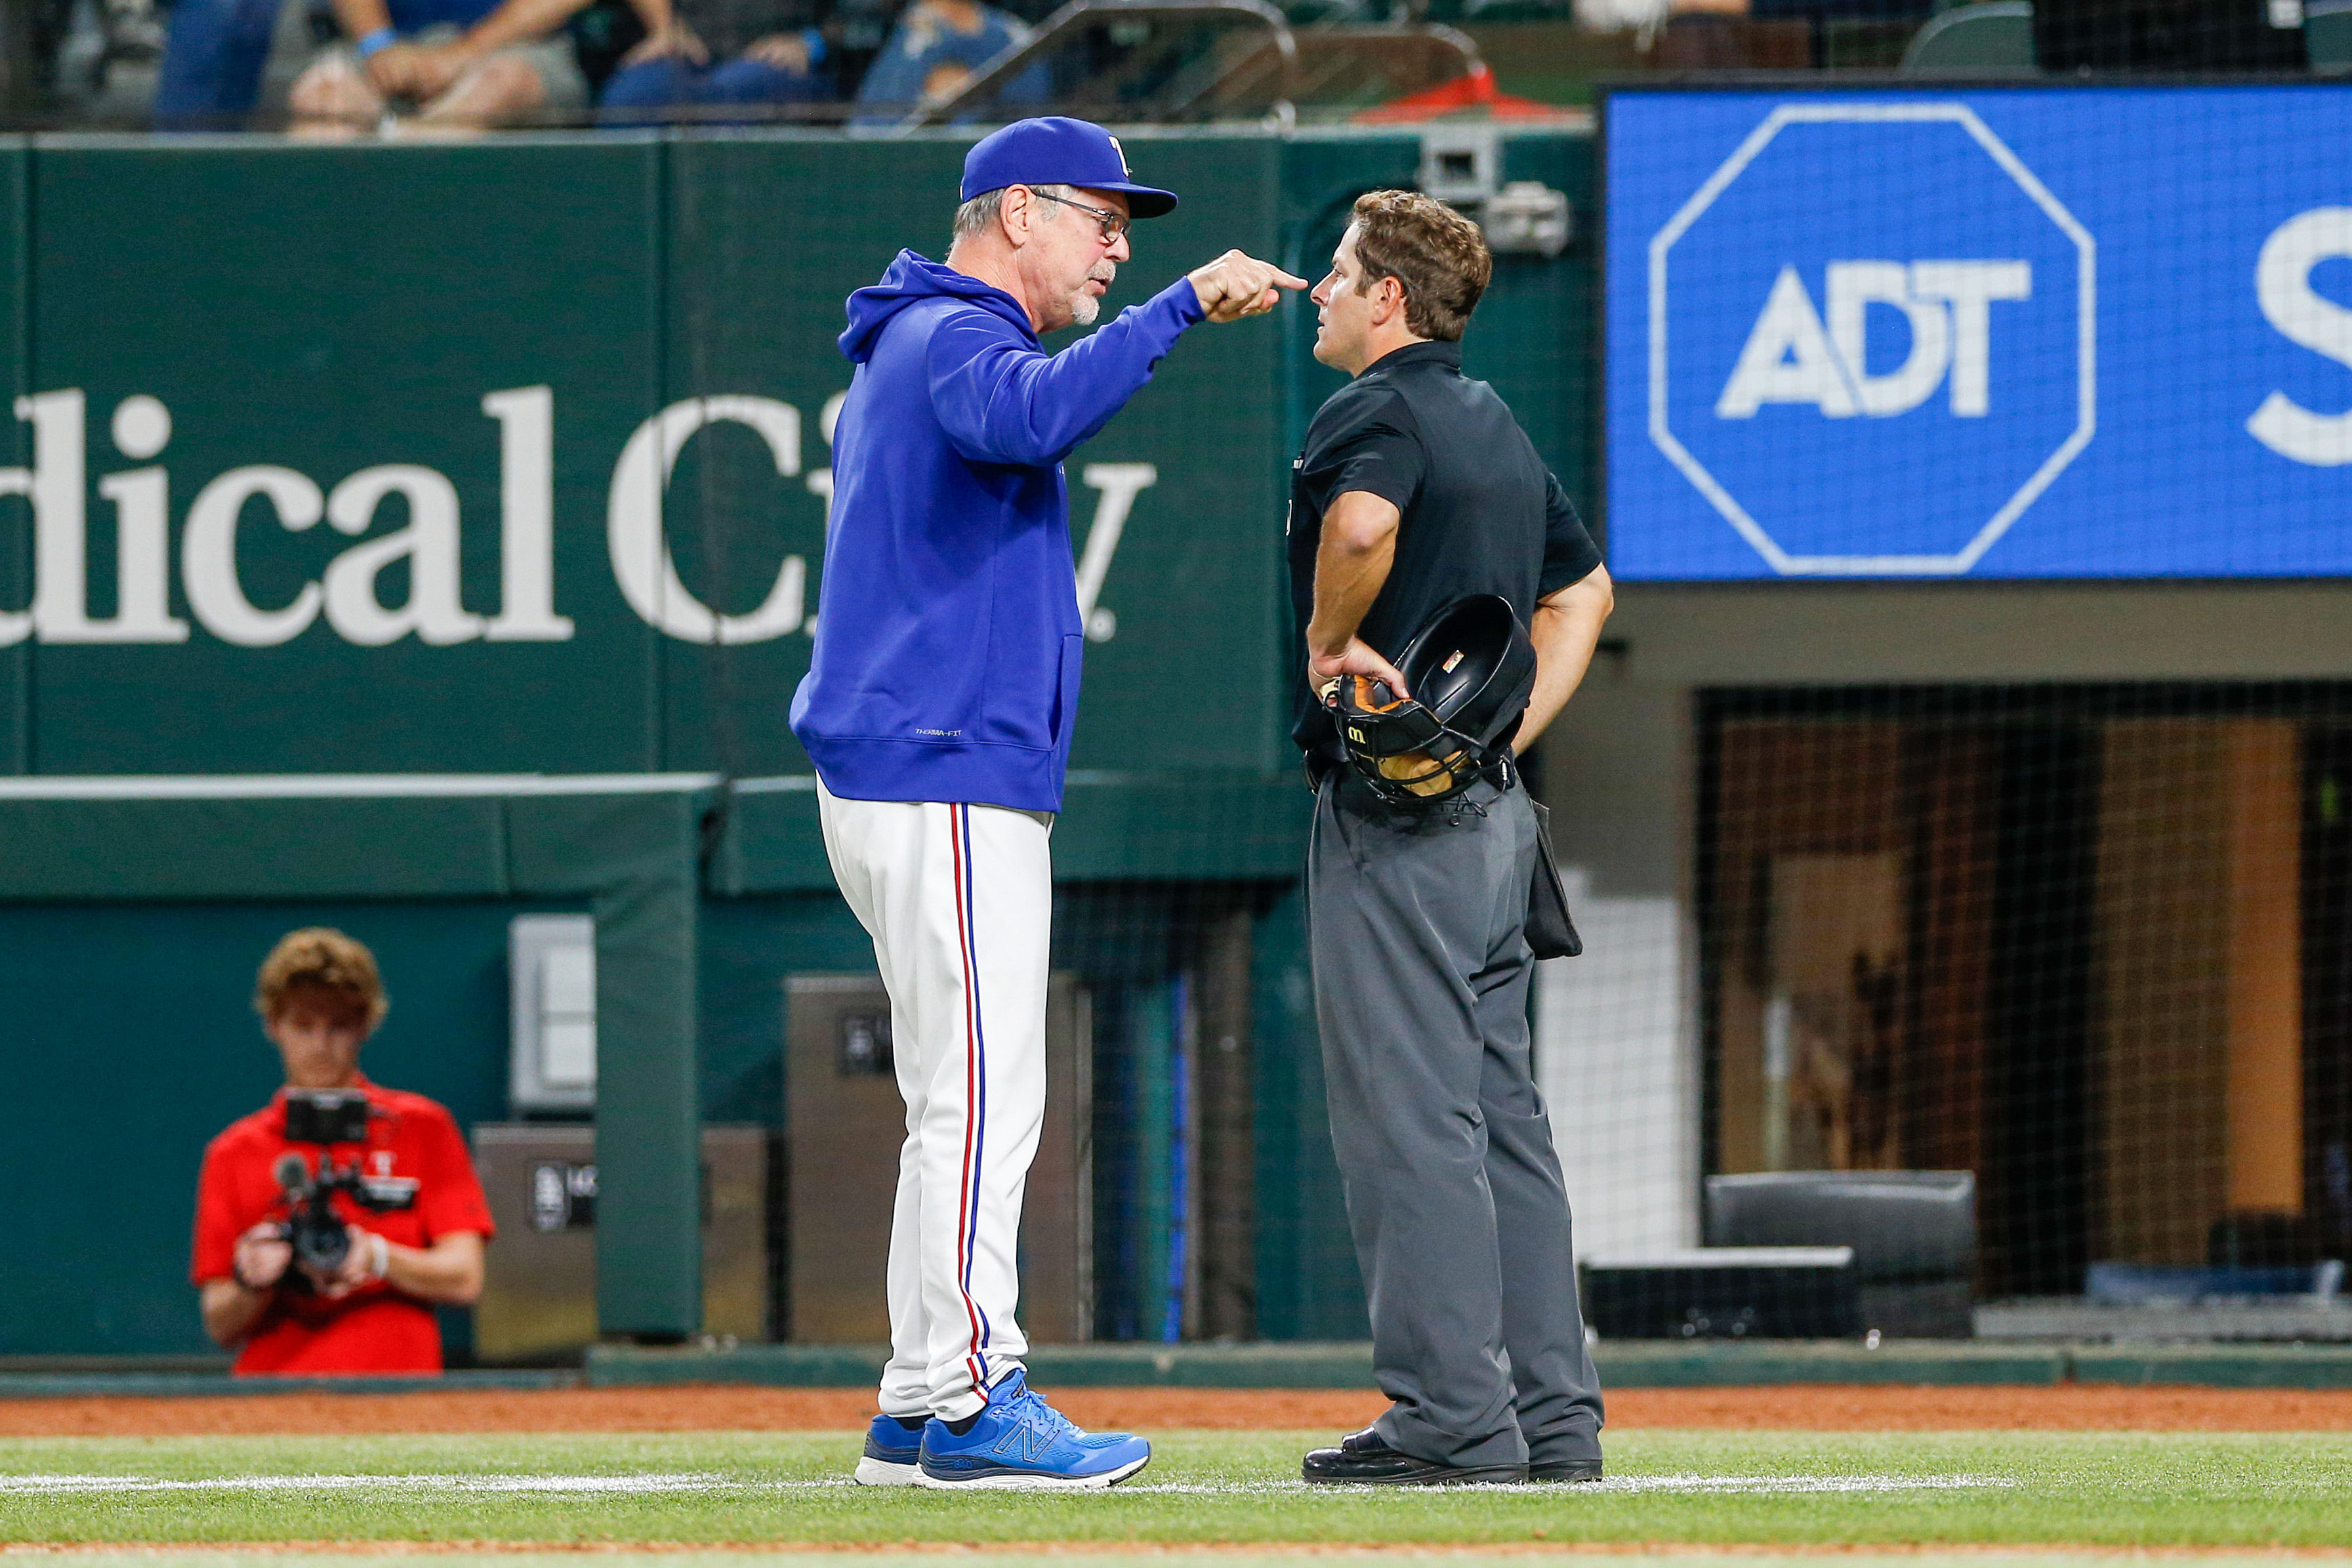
[1647,103,2095,575]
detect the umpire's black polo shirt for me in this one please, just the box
[1287,339,1602,760]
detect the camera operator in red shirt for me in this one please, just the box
[192,928,495,1375]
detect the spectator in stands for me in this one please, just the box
[191,928,494,1376]
[288,0,596,130]
[149,0,280,125]
[849,0,1045,126]
[155,0,596,131]
[596,0,834,123]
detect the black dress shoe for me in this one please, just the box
[1529,1458,1603,1482]
[1302,1428,1527,1486]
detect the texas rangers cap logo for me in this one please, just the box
[958,117,1176,216]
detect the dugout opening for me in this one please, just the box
[1696,684,2352,1302]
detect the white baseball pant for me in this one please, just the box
[815,780,1052,1421]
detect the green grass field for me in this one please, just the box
[4,1429,2349,1558]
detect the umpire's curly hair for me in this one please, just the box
[1350,190,1493,344]
[255,927,388,1029]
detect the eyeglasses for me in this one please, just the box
[1024,188,1130,244]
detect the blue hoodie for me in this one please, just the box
[789,250,1204,813]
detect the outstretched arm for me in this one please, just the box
[928,283,1201,466]
[1186,249,1309,323]
[929,254,1306,468]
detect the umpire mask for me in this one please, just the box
[1327,595,1538,807]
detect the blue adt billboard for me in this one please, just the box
[1605,88,2352,579]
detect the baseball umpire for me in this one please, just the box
[1291,190,1615,1485]
[789,115,1304,1491]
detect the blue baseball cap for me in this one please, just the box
[960,117,1178,220]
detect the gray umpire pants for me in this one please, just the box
[1308,770,1605,1472]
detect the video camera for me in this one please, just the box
[272,1089,415,1283]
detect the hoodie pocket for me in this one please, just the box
[1051,634,1084,749]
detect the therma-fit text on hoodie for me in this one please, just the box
[790,249,1206,813]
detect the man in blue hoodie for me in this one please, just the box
[791,116,1303,1491]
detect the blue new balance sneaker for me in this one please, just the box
[854,1411,933,1486]
[917,1370,1151,1490]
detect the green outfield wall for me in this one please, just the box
[0,127,1595,1356]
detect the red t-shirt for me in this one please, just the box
[191,1078,495,1376]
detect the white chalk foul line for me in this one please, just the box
[0,1475,755,1496]
[1121,1477,2015,1497]
[0,1472,2013,1500]
[1596,1475,2015,1496]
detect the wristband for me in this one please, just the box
[365,1231,390,1281]
[801,28,826,65]
[356,27,397,59]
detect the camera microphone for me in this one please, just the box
[274,1151,311,1192]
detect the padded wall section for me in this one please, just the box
[1052,136,1290,776]
[0,140,22,774]
[698,893,876,1126]
[1249,879,1366,1339]
[0,794,508,897]
[1279,133,1599,539]
[1495,133,1603,535]
[0,898,537,1355]
[714,774,1309,893]
[654,138,913,780]
[24,140,666,774]
[510,789,705,1334]
[0,785,708,1344]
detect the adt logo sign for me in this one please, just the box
[1649,103,2095,575]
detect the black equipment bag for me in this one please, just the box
[1525,798,1582,960]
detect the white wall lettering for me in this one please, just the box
[322,464,483,647]
[0,399,47,648]
[1075,462,1156,643]
[93,393,190,644]
[0,391,194,644]
[181,466,326,648]
[803,390,846,514]
[482,386,575,641]
[608,396,806,645]
[95,465,188,644]
[18,390,93,642]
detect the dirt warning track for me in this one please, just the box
[0,1385,2346,1437]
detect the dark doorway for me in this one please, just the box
[1978,725,2099,1299]
[2302,731,2352,1260]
